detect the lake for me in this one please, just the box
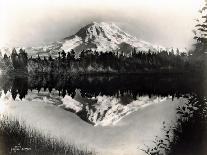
[0,74,206,155]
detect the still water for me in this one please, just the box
[0,74,206,155]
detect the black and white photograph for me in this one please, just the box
[0,0,207,155]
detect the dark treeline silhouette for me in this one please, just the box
[1,47,205,75]
[27,49,195,74]
[0,74,205,100]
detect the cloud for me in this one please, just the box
[0,0,205,49]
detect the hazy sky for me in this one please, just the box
[0,0,205,49]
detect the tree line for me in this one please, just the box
[0,47,205,75]
[26,48,193,74]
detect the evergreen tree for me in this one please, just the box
[19,48,28,68]
[58,52,61,60]
[37,54,41,61]
[67,52,71,61]
[194,1,207,54]
[61,50,66,60]
[176,48,180,55]
[3,54,8,60]
[48,55,53,61]
[11,48,19,69]
[3,53,11,69]
[70,49,75,60]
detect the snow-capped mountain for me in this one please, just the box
[0,22,187,57]
[24,22,167,57]
[61,22,162,54]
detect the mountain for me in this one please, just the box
[0,22,187,57]
[61,22,163,54]
[25,22,167,57]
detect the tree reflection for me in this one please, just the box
[0,74,205,100]
[0,73,206,154]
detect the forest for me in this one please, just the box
[0,46,205,75]
[0,47,206,75]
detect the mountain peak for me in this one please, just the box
[25,22,166,57]
[74,21,125,42]
[90,21,120,29]
[61,21,158,54]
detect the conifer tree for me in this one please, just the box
[194,1,207,54]
[11,48,19,69]
[70,49,75,60]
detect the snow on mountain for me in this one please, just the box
[0,22,187,57]
[61,22,162,54]
[59,90,168,126]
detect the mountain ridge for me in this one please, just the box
[60,22,161,55]
[0,22,187,57]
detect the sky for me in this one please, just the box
[0,0,205,49]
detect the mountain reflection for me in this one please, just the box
[0,74,207,155]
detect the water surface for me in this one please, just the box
[0,74,206,155]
